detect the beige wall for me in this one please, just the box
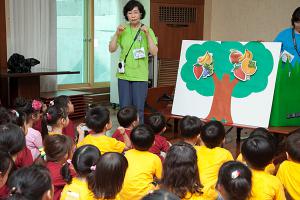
[204,0,299,41]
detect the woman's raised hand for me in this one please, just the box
[116,24,126,36]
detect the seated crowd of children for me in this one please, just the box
[0,96,299,200]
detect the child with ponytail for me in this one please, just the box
[44,134,75,200]
[41,105,69,139]
[60,144,101,200]
[14,97,44,160]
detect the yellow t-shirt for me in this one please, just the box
[194,145,233,200]
[276,160,300,200]
[249,169,286,200]
[119,149,162,200]
[77,134,125,154]
[236,153,276,175]
[60,177,94,200]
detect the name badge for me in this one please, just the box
[133,47,146,59]
[281,50,294,63]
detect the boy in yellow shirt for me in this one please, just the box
[120,125,162,200]
[242,137,286,200]
[236,128,277,175]
[77,106,131,154]
[179,117,233,200]
[276,132,300,199]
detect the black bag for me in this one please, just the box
[7,53,40,73]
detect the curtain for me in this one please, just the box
[7,0,57,92]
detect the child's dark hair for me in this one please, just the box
[161,142,202,199]
[286,132,300,162]
[86,106,110,133]
[147,112,166,134]
[7,165,52,200]
[0,106,11,125]
[217,161,252,200]
[123,0,146,21]
[142,189,180,200]
[9,110,27,127]
[130,124,154,151]
[241,137,274,170]
[179,115,203,138]
[0,123,26,156]
[53,95,71,110]
[89,152,128,199]
[41,105,68,139]
[201,120,225,148]
[14,97,42,122]
[249,127,277,153]
[117,106,137,128]
[72,145,101,178]
[44,135,73,184]
[0,149,15,181]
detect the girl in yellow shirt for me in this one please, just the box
[89,152,128,200]
[216,161,252,200]
[60,144,101,200]
[160,142,204,200]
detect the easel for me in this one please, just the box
[144,86,300,137]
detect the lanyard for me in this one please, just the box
[292,28,300,57]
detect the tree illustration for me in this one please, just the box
[181,41,274,124]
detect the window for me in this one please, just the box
[57,0,119,87]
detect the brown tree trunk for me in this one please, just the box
[206,74,238,124]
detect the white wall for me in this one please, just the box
[204,0,299,41]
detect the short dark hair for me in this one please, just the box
[7,165,52,200]
[217,161,252,200]
[179,116,203,138]
[117,106,137,128]
[201,121,225,148]
[0,106,12,125]
[291,7,300,27]
[0,150,15,179]
[89,152,128,199]
[249,127,277,153]
[72,145,101,177]
[0,123,25,156]
[147,113,166,134]
[161,142,202,199]
[130,124,154,151]
[142,189,180,200]
[241,137,274,170]
[123,0,146,21]
[86,106,110,133]
[286,132,300,162]
[54,95,71,110]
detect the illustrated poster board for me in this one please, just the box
[172,40,281,128]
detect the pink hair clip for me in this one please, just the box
[90,165,96,171]
[32,100,42,111]
[66,159,72,164]
[231,170,240,179]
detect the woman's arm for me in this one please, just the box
[141,25,158,56]
[109,24,125,53]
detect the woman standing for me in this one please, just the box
[274,7,300,67]
[109,0,158,124]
